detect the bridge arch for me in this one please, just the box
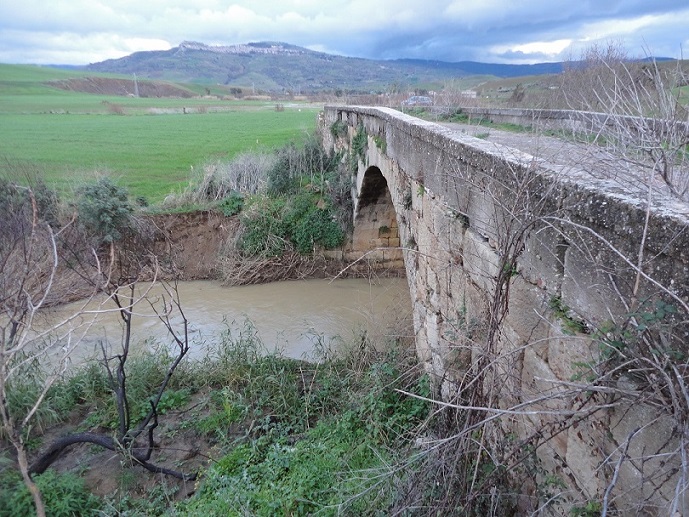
[351,166,403,267]
[321,105,689,510]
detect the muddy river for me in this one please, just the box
[40,278,412,364]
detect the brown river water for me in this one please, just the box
[38,278,411,364]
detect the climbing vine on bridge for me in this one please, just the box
[350,124,368,172]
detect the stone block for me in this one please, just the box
[608,399,683,513]
[466,186,502,244]
[546,326,597,383]
[430,199,452,240]
[463,229,500,294]
[519,224,566,291]
[463,277,488,333]
[445,261,467,303]
[504,277,550,348]
[492,324,523,409]
[565,420,606,498]
[521,347,564,415]
[561,244,628,327]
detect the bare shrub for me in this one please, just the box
[1,175,196,515]
[165,151,277,208]
[559,43,689,200]
[0,182,103,516]
[435,80,484,111]
[200,152,276,199]
[218,245,324,286]
[559,42,633,112]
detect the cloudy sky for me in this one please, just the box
[1,1,687,66]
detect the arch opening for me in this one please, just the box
[351,166,404,268]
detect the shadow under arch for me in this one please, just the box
[351,166,404,268]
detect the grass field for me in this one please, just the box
[0,64,321,202]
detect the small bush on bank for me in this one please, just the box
[76,177,133,244]
[239,191,345,256]
[292,203,345,253]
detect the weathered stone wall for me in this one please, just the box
[321,105,689,514]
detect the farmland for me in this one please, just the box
[0,64,320,202]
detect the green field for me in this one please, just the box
[0,64,321,202]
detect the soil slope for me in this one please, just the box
[49,77,195,97]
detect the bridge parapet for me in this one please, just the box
[322,105,689,514]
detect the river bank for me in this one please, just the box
[47,208,404,309]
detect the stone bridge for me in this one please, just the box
[320,105,689,514]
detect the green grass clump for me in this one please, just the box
[549,295,587,335]
[175,330,430,516]
[0,469,101,517]
[217,191,244,216]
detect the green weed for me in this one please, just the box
[329,120,348,138]
[438,109,470,123]
[373,134,387,153]
[549,295,587,335]
[0,469,101,517]
[570,500,602,516]
[350,124,368,171]
[217,191,244,216]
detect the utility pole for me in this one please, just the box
[133,73,139,98]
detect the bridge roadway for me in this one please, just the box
[438,120,689,217]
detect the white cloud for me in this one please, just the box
[580,13,672,39]
[492,39,573,57]
[0,29,170,65]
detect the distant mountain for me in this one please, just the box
[391,58,564,78]
[82,41,565,93]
